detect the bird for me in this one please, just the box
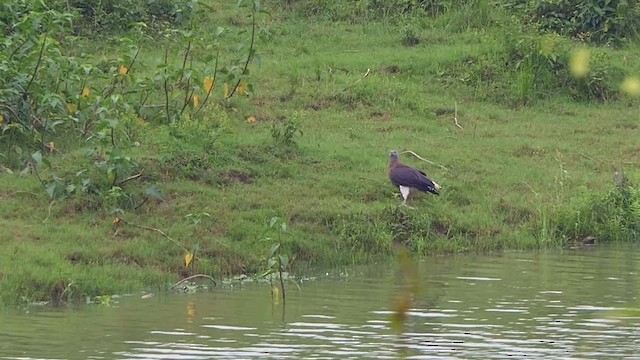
[388,150,440,207]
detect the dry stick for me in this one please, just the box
[117,217,188,253]
[454,101,463,129]
[399,150,448,171]
[334,68,371,95]
[579,153,600,163]
[171,274,217,289]
[116,172,143,186]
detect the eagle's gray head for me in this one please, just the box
[389,150,399,161]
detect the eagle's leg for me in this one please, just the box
[399,186,415,209]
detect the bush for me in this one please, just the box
[57,0,194,34]
[505,0,640,45]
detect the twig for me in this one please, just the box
[116,172,143,186]
[116,217,188,253]
[579,153,600,163]
[454,101,463,129]
[171,274,217,289]
[399,150,448,171]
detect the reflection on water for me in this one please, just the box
[1,245,640,359]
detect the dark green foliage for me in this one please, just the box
[505,0,640,45]
[61,0,194,34]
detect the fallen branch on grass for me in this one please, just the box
[399,150,448,171]
[114,217,188,253]
[171,274,217,289]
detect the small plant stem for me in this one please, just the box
[25,35,47,96]
[193,51,220,117]
[171,274,217,289]
[225,10,256,99]
[163,49,171,124]
[126,47,140,75]
[279,266,286,302]
[40,117,48,153]
[0,104,27,128]
[31,160,48,196]
[8,36,30,61]
[178,40,191,84]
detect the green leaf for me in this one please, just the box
[31,151,43,166]
[268,243,280,258]
[279,254,289,268]
[45,182,57,199]
[269,216,279,228]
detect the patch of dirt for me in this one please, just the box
[370,111,393,121]
[218,170,254,185]
[512,145,547,158]
[434,107,456,117]
[432,220,452,237]
[108,250,145,267]
[66,252,87,265]
[380,65,401,74]
[308,99,331,111]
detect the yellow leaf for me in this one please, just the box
[112,217,121,224]
[621,77,640,97]
[0,114,4,124]
[66,103,77,114]
[118,65,128,75]
[271,286,279,301]
[237,81,248,95]
[223,83,229,98]
[246,115,257,124]
[184,252,194,267]
[81,87,90,97]
[203,77,214,93]
[569,48,590,78]
[192,95,199,108]
[47,142,56,154]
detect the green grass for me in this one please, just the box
[1,1,640,306]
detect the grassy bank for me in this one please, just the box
[1,0,640,306]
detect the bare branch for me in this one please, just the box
[171,274,217,289]
[399,150,448,171]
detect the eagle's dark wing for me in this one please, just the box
[390,164,440,195]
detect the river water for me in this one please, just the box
[1,245,640,359]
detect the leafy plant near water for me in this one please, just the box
[261,217,292,302]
